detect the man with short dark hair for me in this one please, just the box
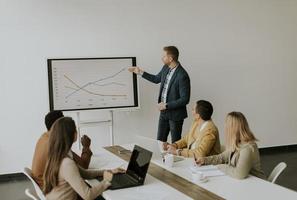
[165,100,221,158]
[31,111,93,187]
[128,46,190,143]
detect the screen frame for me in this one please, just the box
[126,145,152,183]
[48,57,139,111]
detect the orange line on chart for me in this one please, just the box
[64,75,127,98]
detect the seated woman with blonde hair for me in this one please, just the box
[196,112,266,179]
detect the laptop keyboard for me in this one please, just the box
[111,173,137,187]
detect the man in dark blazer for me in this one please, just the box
[128,46,191,143]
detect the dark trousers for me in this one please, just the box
[157,113,184,143]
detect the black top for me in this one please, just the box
[142,63,191,121]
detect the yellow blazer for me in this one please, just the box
[174,120,221,158]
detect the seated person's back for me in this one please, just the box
[31,111,92,187]
[44,117,124,200]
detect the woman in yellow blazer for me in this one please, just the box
[196,112,266,180]
[165,100,221,158]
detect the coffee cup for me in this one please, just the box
[192,171,205,182]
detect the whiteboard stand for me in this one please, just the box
[76,111,114,150]
[76,112,82,150]
[109,110,115,145]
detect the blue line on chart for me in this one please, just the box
[65,67,127,98]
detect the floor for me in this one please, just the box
[0,150,296,200]
[260,150,297,191]
[0,178,33,200]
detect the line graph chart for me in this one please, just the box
[63,70,127,98]
[48,57,138,111]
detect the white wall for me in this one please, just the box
[1,0,297,174]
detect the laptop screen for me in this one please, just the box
[126,145,152,183]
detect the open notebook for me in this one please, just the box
[189,165,225,177]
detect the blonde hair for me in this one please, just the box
[225,112,257,152]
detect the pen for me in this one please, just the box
[193,153,197,167]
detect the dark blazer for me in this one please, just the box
[142,63,191,121]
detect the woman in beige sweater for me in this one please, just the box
[43,117,124,200]
[196,112,266,180]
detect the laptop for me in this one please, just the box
[98,145,152,190]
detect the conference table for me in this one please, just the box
[87,144,297,200]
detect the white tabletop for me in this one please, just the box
[121,144,297,200]
[88,147,192,200]
[88,144,297,200]
[152,157,297,200]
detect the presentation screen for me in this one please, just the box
[48,57,138,111]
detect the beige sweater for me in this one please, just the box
[204,142,266,179]
[46,157,110,200]
[32,132,92,188]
